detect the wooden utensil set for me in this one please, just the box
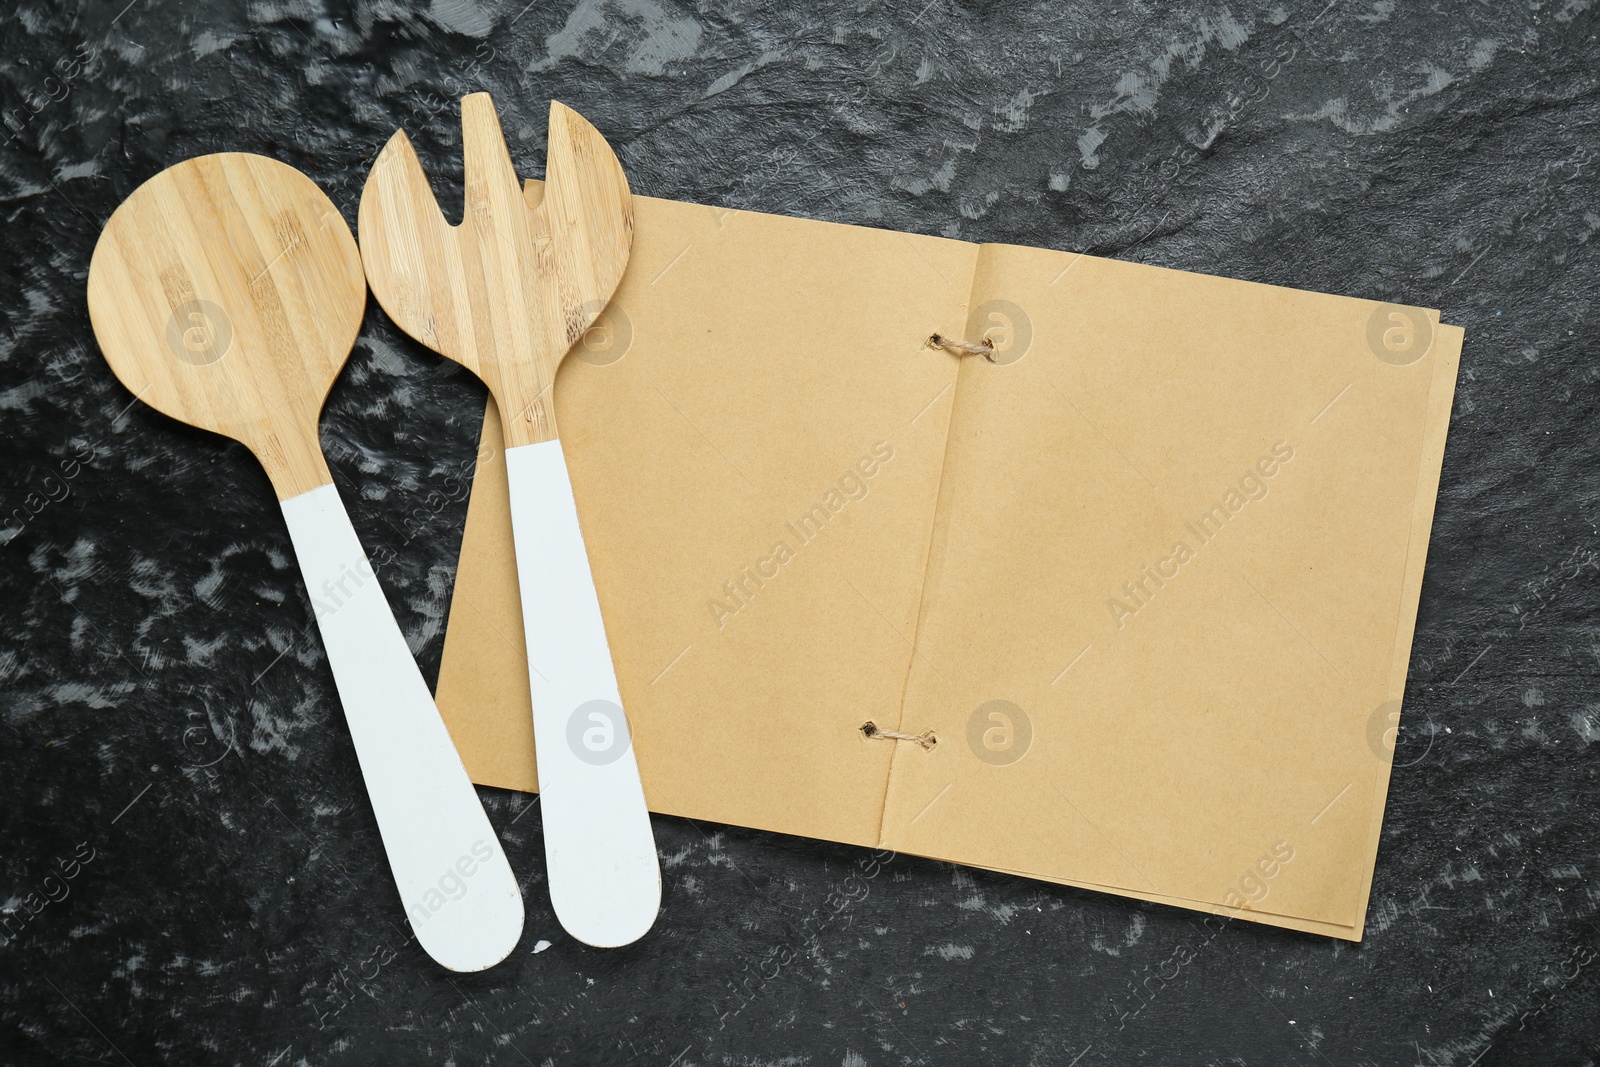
[86,94,659,971]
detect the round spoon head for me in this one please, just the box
[87,153,366,498]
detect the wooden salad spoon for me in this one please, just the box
[358,95,660,948]
[86,153,524,971]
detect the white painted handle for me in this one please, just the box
[280,483,524,971]
[504,440,661,947]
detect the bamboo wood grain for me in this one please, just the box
[357,94,632,447]
[86,153,366,499]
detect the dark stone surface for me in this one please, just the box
[2,0,1597,1063]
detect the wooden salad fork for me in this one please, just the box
[358,95,660,948]
[86,153,524,971]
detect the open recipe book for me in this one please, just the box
[430,188,1461,940]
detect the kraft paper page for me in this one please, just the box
[431,189,1461,940]
[1016,310,1461,940]
[433,190,977,849]
[879,241,1462,937]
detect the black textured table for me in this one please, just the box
[3,2,1597,1064]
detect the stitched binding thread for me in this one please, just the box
[928,333,997,362]
[861,721,937,749]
